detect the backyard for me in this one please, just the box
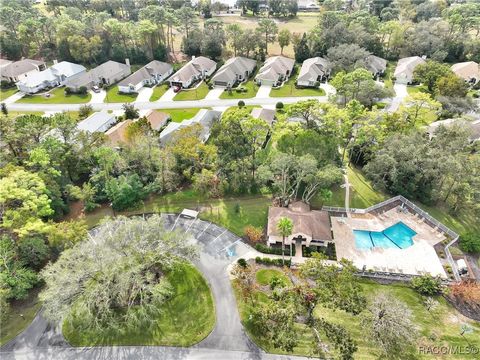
[234,267,480,359]
[105,86,137,103]
[219,80,259,99]
[62,263,215,346]
[270,76,326,97]
[173,82,210,101]
[17,87,91,104]
[149,84,170,101]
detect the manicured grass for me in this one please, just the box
[348,165,388,209]
[5,111,44,117]
[63,262,215,346]
[80,189,271,236]
[105,86,137,103]
[1,287,42,346]
[233,273,480,359]
[407,84,429,95]
[270,76,326,98]
[161,108,204,122]
[256,269,291,286]
[0,87,18,101]
[149,84,170,101]
[173,82,210,101]
[219,80,259,99]
[17,87,91,104]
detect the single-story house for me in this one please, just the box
[77,111,117,133]
[1,58,46,83]
[427,118,480,143]
[451,61,479,84]
[365,55,387,77]
[251,107,276,126]
[296,57,330,87]
[168,56,217,89]
[105,119,132,145]
[267,201,333,248]
[65,60,131,91]
[16,61,86,94]
[159,109,221,144]
[298,0,320,11]
[145,110,171,131]
[117,60,173,93]
[255,56,295,86]
[211,56,256,88]
[394,56,426,84]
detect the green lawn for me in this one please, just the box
[149,84,170,101]
[0,87,18,101]
[270,76,326,98]
[17,87,91,104]
[219,80,259,99]
[81,189,271,236]
[160,108,205,122]
[256,269,291,286]
[173,82,210,101]
[105,86,137,103]
[63,262,215,346]
[407,84,429,95]
[234,271,480,359]
[5,111,45,117]
[1,287,42,346]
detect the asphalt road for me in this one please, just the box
[0,214,309,360]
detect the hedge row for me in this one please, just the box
[255,243,295,256]
[255,257,291,267]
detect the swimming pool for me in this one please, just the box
[353,222,416,250]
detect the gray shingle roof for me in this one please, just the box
[65,60,130,88]
[297,57,330,82]
[118,60,172,86]
[211,57,256,83]
[169,56,216,83]
[255,56,294,82]
[365,55,387,75]
[2,59,45,78]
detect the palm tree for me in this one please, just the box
[277,217,293,266]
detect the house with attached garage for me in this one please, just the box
[117,60,173,93]
[296,57,331,87]
[168,56,217,89]
[394,56,426,84]
[77,111,117,133]
[364,55,387,77]
[211,57,256,88]
[255,56,295,86]
[1,58,46,83]
[451,61,479,84]
[65,60,131,92]
[16,61,86,94]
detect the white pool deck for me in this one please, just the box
[332,206,447,278]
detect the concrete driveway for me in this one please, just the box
[158,87,176,101]
[135,87,153,103]
[88,89,106,104]
[320,82,336,97]
[387,82,408,113]
[2,91,25,104]
[204,87,224,100]
[256,84,272,98]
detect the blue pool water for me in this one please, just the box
[353,222,416,250]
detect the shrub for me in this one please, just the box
[64,87,72,95]
[238,100,245,107]
[78,86,88,95]
[275,101,284,109]
[237,258,247,268]
[411,275,443,296]
[269,275,286,290]
[255,256,291,267]
[234,202,241,214]
[255,243,294,256]
[459,232,480,254]
[244,226,263,243]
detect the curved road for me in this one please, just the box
[1,214,307,360]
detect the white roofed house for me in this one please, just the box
[77,111,117,133]
[1,58,46,83]
[365,55,387,77]
[159,109,221,144]
[16,61,86,94]
[168,56,217,89]
[296,57,331,87]
[65,60,131,92]
[117,60,173,93]
[394,56,426,84]
[255,56,295,86]
[211,57,256,88]
[451,61,479,85]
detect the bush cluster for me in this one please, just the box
[255,243,295,256]
[255,256,291,267]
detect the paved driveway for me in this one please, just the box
[88,89,106,104]
[204,87,224,100]
[158,87,177,101]
[135,87,153,103]
[2,91,25,104]
[256,84,272,98]
[387,82,408,113]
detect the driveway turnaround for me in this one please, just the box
[1,213,309,360]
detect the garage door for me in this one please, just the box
[214,81,228,87]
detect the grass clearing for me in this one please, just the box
[63,262,215,346]
[149,84,170,101]
[17,87,91,104]
[270,76,326,98]
[160,108,204,122]
[407,85,429,95]
[1,287,42,346]
[348,165,388,209]
[173,82,210,101]
[256,269,291,286]
[219,80,259,99]
[105,86,137,103]
[0,87,18,101]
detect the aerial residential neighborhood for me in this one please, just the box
[0,1,479,360]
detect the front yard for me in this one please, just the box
[173,82,210,101]
[149,84,170,101]
[270,76,326,97]
[219,80,259,99]
[0,87,18,101]
[17,87,91,104]
[105,86,137,103]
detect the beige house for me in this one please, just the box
[451,61,479,84]
[144,110,171,131]
[365,55,387,77]
[211,57,256,87]
[118,60,173,93]
[394,56,426,84]
[65,60,131,91]
[267,202,333,248]
[2,59,46,83]
[255,56,295,86]
[168,56,216,89]
[105,120,132,145]
[297,57,331,87]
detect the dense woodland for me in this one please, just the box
[1,0,480,335]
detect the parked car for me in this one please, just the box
[173,86,181,93]
[92,85,100,93]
